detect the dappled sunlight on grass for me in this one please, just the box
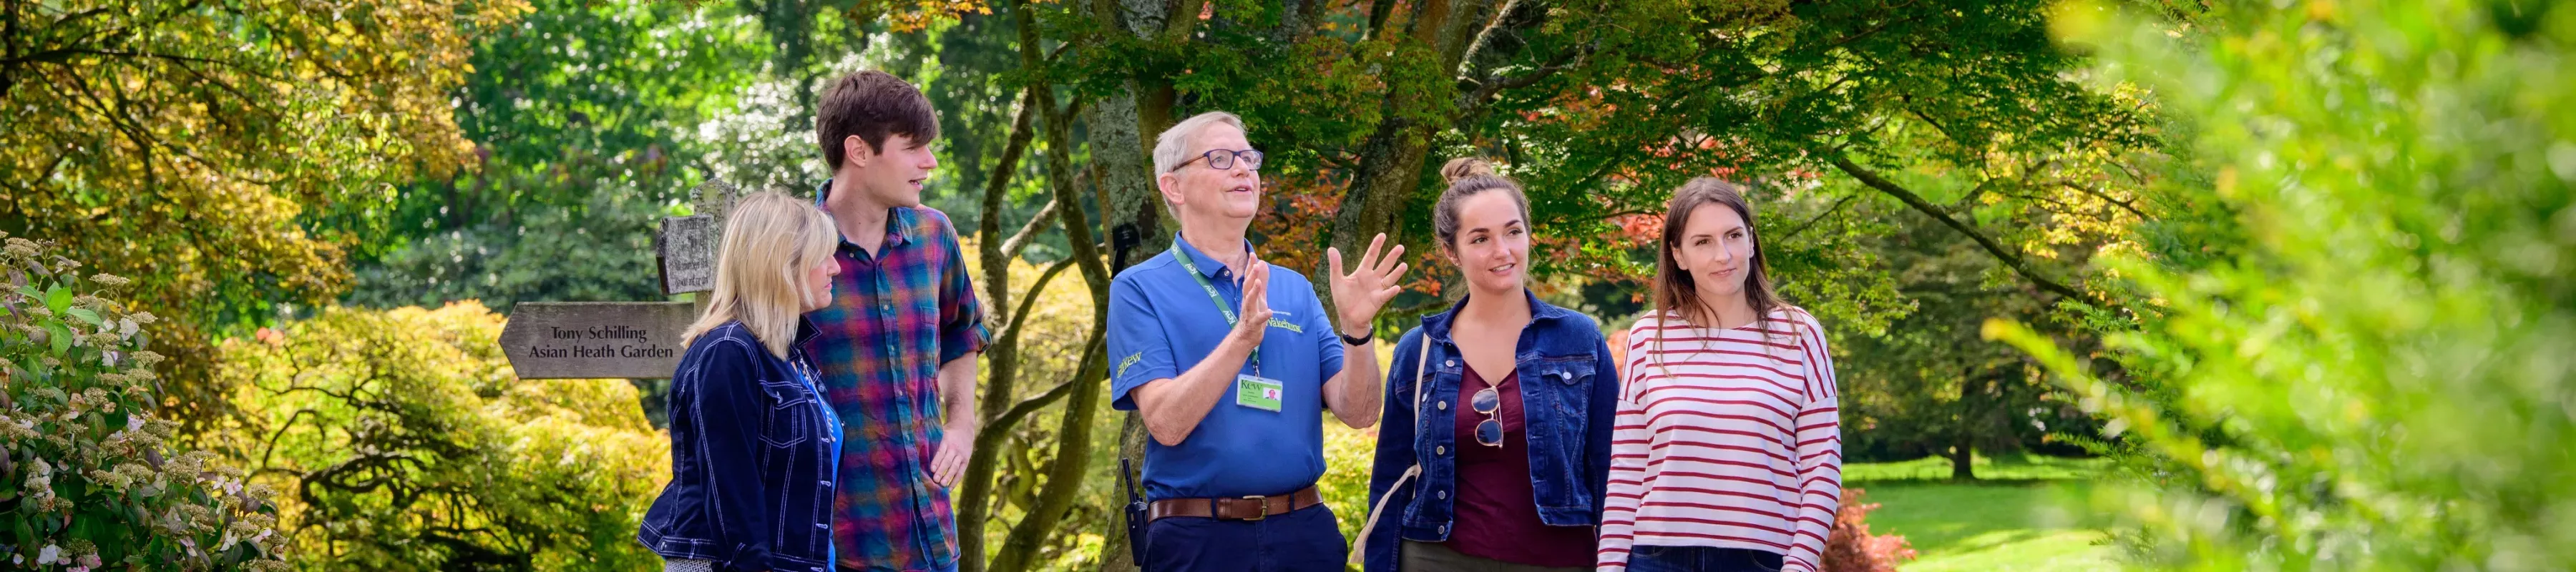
[1849,455,2116,571]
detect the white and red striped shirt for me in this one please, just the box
[1596,307,1842,572]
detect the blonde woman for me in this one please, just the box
[639,192,847,572]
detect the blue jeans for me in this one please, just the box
[1143,503,1345,572]
[1626,546,1785,572]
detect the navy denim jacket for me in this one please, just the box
[1361,290,1620,572]
[640,320,841,572]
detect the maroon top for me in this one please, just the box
[1445,367,1597,567]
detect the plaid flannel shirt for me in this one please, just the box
[806,183,990,572]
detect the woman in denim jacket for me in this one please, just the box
[1357,159,1621,572]
[639,192,847,572]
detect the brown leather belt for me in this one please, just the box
[1146,485,1323,522]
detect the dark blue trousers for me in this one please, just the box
[1625,546,1787,572]
[1142,503,1345,572]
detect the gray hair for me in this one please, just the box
[1153,111,1247,174]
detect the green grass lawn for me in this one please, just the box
[1846,454,2118,572]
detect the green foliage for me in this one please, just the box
[1836,210,2096,469]
[206,302,667,571]
[1992,0,2576,568]
[348,186,679,310]
[0,236,288,571]
[1,0,527,427]
[345,0,774,307]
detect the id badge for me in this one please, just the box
[1234,375,1285,412]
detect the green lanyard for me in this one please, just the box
[1169,242,1259,375]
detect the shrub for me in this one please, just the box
[0,235,288,571]
[205,302,668,571]
[1995,0,2576,568]
[1823,488,1916,572]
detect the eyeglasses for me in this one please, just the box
[1174,149,1264,172]
[1470,387,1503,448]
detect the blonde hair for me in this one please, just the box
[681,191,840,358]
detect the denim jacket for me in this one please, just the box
[640,320,843,572]
[1361,290,1620,572]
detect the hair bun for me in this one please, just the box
[1440,157,1495,183]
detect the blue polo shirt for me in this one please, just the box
[1108,235,1346,501]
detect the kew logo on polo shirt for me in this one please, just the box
[1267,310,1301,332]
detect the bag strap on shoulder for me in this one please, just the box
[1350,335,1435,565]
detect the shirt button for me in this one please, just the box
[1435,445,1445,455]
[821,480,833,488]
[1437,490,1447,500]
[814,523,829,529]
[1436,401,1448,410]
[1445,360,1455,368]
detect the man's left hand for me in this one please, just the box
[930,420,976,488]
[1327,232,1410,337]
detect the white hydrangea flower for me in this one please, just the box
[34,544,59,564]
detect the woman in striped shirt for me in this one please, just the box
[1596,178,1843,572]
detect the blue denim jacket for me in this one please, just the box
[1361,290,1619,572]
[639,320,843,572]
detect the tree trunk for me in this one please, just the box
[1085,1,1179,568]
[986,80,1118,572]
[955,65,1044,570]
[1327,0,1506,302]
[1948,430,1976,480]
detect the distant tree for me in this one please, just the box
[343,0,774,310]
[1838,208,2092,479]
[207,302,668,571]
[0,0,526,427]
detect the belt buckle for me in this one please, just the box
[1239,495,1269,521]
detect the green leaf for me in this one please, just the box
[16,285,38,299]
[66,307,104,328]
[44,285,70,315]
[46,322,72,355]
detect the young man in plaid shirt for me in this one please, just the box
[804,69,987,572]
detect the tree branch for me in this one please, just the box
[995,256,1078,346]
[999,199,1060,261]
[2057,180,2150,220]
[1830,155,2100,306]
[1775,194,1860,243]
[985,378,1078,443]
[1365,0,1399,40]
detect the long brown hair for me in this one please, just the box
[1652,177,1782,335]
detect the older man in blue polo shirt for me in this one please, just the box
[1107,110,1410,572]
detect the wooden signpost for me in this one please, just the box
[501,181,743,380]
[497,301,698,379]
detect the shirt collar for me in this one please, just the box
[793,317,823,349]
[1419,289,1571,342]
[1169,233,1252,279]
[816,179,914,248]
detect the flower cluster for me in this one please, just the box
[0,234,288,569]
